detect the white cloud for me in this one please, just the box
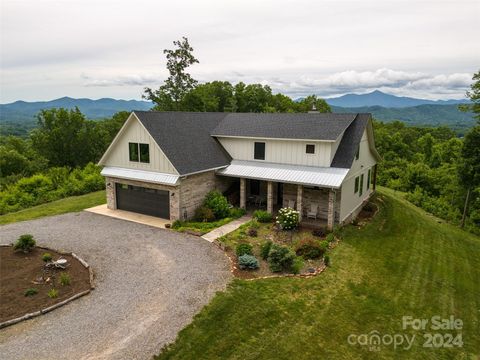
[1,0,479,102]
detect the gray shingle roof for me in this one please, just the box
[331,113,371,168]
[134,111,231,175]
[133,111,374,175]
[211,113,356,140]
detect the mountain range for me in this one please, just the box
[0,91,475,136]
[325,90,469,108]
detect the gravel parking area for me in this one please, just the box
[0,212,232,360]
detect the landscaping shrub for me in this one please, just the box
[312,228,326,237]
[203,190,230,219]
[60,272,71,286]
[247,228,258,237]
[253,210,273,223]
[48,288,59,299]
[42,253,53,262]
[326,233,335,243]
[260,240,273,260]
[229,207,246,218]
[13,234,36,253]
[236,243,253,257]
[194,206,215,222]
[268,244,295,272]
[248,219,260,229]
[319,240,329,253]
[324,254,330,266]
[276,207,299,230]
[238,254,259,270]
[295,238,323,259]
[291,257,304,274]
[171,220,183,229]
[24,288,38,297]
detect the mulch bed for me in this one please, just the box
[0,246,91,323]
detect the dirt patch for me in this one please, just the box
[0,246,91,323]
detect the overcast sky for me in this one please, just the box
[1,0,479,103]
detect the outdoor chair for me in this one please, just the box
[307,203,319,220]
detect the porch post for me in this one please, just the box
[327,189,335,231]
[267,181,273,214]
[297,184,303,222]
[240,178,246,209]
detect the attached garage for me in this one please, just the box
[116,183,170,219]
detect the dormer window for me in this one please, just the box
[129,142,150,163]
[254,142,265,160]
[306,144,315,154]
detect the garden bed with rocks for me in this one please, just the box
[0,241,92,325]
[217,209,338,280]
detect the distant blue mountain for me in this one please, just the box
[0,97,153,123]
[325,90,469,108]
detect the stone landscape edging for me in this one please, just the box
[0,244,95,329]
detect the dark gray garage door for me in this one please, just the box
[116,183,170,219]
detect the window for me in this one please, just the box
[367,169,371,190]
[254,142,265,160]
[129,142,150,163]
[139,143,150,163]
[354,176,359,193]
[359,174,364,196]
[306,144,315,154]
[355,145,360,160]
[129,142,139,162]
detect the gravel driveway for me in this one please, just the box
[0,212,232,360]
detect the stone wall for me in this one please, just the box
[179,170,228,221]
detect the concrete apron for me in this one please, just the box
[84,204,170,229]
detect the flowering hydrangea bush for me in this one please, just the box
[276,207,300,230]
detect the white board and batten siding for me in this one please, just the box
[339,129,377,222]
[217,137,335,167]
[99,114,178,175]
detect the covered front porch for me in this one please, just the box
[217,160,348,230]
[239,178,336,229]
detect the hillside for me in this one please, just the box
[332,104,476,133]
[156,188,480,359]
[326,90,469,108]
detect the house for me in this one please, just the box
[98,111,381,229]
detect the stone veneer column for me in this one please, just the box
[327,189,335,230]
[267,181,273,214]
[296,184,303,222]
[105,177,116,210]
[240,178,246,209]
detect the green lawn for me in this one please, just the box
[0,190,106,225]
[156,188,480,359]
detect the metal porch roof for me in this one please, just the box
[101,167,180,186]
[216,160,349,188]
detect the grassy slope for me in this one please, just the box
[0,190,105,225]
[156,188,480,359]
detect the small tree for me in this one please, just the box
[144,37,199,110]
[459,70,480,227]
